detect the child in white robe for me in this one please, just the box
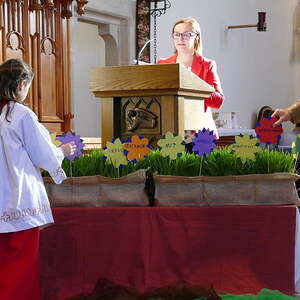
[0,58,76,300]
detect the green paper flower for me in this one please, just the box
[229,134,261,162]
[157,132,185,160]
[103,138,128,168]
[291,135,300,159]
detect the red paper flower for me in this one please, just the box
[255,117,283,144]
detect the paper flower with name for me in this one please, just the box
[103,138,128,168]
[50,132,62,147]
[192,129,217,157]
[56,131,85,161]
[123,135,151,162]
[255,117,283,145]
[291,135,300,159]
[229,134,261,162]
[157,131,185,160]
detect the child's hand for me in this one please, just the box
[59,142,77,157]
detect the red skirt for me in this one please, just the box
[0,227,40,300]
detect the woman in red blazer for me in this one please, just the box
[157,17,224,139]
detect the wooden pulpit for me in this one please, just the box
[90,64,214,146]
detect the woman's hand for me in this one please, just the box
[271,109,292,126]
[59,141,77,157]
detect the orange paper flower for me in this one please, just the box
[123,135,151,162]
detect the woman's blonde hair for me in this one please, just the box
[172,17,203,56]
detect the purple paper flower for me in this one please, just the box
[192,128,217,157]
[56,131,85,161]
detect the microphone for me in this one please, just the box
[136,39,153,65]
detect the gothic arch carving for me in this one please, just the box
[98,24,118,66]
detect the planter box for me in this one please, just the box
[44,170,149,207]
[153,173,300,206]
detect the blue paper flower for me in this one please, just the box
[192,128,217,157]
[56,131,85,161]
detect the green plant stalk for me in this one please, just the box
[199,156,203,176]
[294,152,299,173]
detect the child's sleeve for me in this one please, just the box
[19,111,67,184]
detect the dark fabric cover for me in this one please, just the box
[40,206,296,300]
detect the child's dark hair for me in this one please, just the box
[0,58,34,119]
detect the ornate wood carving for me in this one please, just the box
[118,96,161,147]
[136,0,151,63]
[0,0,88,133]
[29,0,43,11]
[76,0,88,15]
[60,0,73,19]
[44,0,54,8]
[7,31,24,51]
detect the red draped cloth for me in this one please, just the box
[39,206,297,300]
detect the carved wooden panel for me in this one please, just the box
[115,96,162,147]
[0,0,88,133]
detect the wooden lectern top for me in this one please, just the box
[90,63,214,98]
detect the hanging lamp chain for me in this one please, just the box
[150,0,171,63]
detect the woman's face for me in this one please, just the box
[173,22,196,54]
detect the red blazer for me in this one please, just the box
[157,54,224,111]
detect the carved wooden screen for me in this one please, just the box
[0,0,87,133]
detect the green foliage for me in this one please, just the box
[60,150,143,178]
[141,150,202,176]
[44,148,296,178]
[143,148,295,176]
[202,148,295,176]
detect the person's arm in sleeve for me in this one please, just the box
[289,101,300,123]
[203,61,225,110]
[19,111,73,183]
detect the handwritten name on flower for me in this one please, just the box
[165,143,177,148]
[108,148,124,153]
[125,144,148,149]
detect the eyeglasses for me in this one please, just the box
[172,31,198,40]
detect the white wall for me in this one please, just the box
[72,21,105,137]
[71,0,136,137]
[152,0,300,130]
